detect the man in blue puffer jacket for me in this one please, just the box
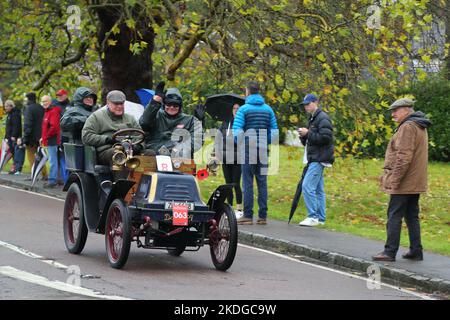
[233,81,278,225]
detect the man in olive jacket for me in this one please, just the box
[372,98,431,262]
[82,90,141,166]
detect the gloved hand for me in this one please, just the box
[194,103,206,121]
[154,81,166,99]
[105,136,118,145]
[132,144,143,155]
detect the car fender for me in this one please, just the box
[97,179,135,233]
[207,184,234,213]
[64,172,100,232]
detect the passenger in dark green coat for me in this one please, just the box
[139,83,202,158]
[60,87,97,143]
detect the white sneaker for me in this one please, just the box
[318,221,325,225]
[299,217,319,227]
[235,210,244,219]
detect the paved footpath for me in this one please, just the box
[1,172,449,297]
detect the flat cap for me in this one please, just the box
[389,98,415,110]
[106,90,126,103]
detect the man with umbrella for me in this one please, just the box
[297,94,334,227]
[23,92,48,181]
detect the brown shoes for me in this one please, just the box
[237,217,268,225]
[237,217,253,225]
[256,218,267,225]
[372,252,395,262]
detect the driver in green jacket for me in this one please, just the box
[139,82,202,158]
[82,90,142,166]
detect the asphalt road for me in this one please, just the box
[0,185,432,300]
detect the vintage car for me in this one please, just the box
[62,128,237,270]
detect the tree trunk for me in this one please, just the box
[446,5,450,80]
[96,8,154,104]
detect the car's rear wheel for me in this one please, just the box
[105,199,131,269]
[63,183,88,254]
[209,203,238,271]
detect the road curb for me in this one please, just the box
[237,230,450,296]
[1,177,448,296]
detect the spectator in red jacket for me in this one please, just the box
[40,95,61,188]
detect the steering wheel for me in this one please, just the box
[112,128,145,145]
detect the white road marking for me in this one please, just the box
[0,266,132,300]
[239,244,434,300]
[0,184,65,202]
[0,184,436,300]
[0,240,96,278]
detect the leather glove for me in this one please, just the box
[154,81,166,99]
[105,136,118,145]
[194,103,206,121]
[132,144,143,155]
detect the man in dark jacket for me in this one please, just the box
[23,92,47,179]
[298,94,334,227]
[60,87,97,143]
[372,98,431,262]
[139,82,202,158]
[4,100,25,174]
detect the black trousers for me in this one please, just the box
[384,194,423,257]
[222,163,242,206]
[98,148,114,166]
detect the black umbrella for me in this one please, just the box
[31,146,48,187]
[288,163,309,224]
[205,93,245,122]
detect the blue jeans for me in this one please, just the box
[302,162,326,222]
[47,145,59,184]
[58,148,69,183]
[242,163,268,219]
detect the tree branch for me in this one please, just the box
[32,42,88,90]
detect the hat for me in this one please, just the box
[164,88,183,107]
[388,98,415,110]
[301,93,318,105]
[56,89,68,96]
[106,90,126,103]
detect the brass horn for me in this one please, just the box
[111,143,141,171]
[125,157,140,170]
[112,144,127,170]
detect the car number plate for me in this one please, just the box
[172,203,189,226]
[165,202,194,211]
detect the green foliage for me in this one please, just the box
[398,74,450,161]
[0,0,448,159]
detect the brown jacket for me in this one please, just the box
[380,113,430,194]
